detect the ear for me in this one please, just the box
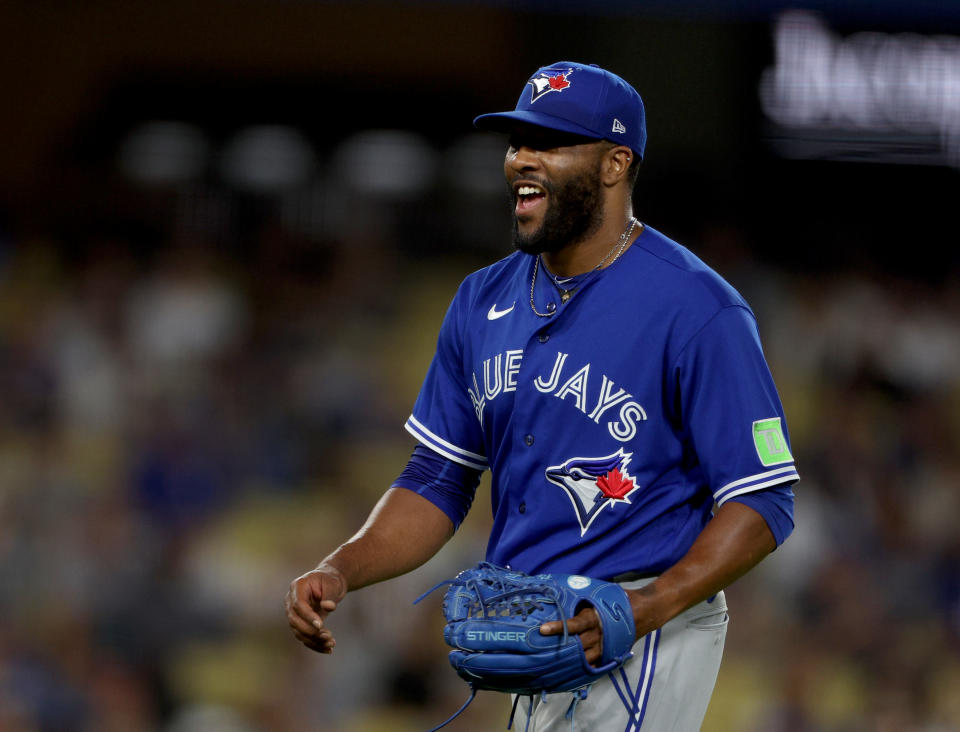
[600,145,634,187]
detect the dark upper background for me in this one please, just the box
[5,0,960,277]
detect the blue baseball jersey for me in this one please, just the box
[405,225,799,580]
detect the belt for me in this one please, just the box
[608,570,658,583]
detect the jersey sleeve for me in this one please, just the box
[404,288,489,471]
[391,444,483,529]
[674,305,799,505]
[728,482,795,546]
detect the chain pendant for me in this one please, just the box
[529,218,638,318]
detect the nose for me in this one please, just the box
[506,145,541,174]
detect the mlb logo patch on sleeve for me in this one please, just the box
[752,418,793,466]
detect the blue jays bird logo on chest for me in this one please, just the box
[545,449,640,536]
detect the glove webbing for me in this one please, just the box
[414,571,572,641]
[467,582,568,641]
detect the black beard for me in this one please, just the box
[511,167,604,256]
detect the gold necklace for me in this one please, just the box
[529,218,638,317]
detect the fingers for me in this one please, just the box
[286,581,322,628]
[540,607,604,665]
[580,628,603,665]
[540,606,599,636]
[285,573,341,652]
[293,628,336,654]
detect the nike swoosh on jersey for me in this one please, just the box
[487,303,516,320]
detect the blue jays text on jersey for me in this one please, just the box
[466,349,648,442]
[403,225,799,581]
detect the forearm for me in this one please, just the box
[629,501,776,635]
[320,487,455,593]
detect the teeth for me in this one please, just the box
[518,185,544,197]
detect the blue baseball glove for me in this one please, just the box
[417,562,635,717]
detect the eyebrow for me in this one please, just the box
[508,131,600,149]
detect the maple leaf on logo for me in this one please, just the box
[596,468,634,500]
[548,74,570,91]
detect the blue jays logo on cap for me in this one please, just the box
[545,449,640,536]
[527,66,575,104]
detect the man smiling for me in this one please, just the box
[508,124,612,259]
[287,61,799,731]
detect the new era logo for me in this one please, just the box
[612,119,627,134]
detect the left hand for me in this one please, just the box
[539,605,603,666]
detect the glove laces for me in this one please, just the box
[414,564,572,643]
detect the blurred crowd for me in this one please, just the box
[0,189,959,732]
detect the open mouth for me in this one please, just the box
[515,183,546,215]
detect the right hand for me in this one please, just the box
[285,565,347,653]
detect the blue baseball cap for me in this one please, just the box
[474,61,647,159]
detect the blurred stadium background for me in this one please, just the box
[1,1,959,730]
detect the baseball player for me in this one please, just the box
[286,61,798,731]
